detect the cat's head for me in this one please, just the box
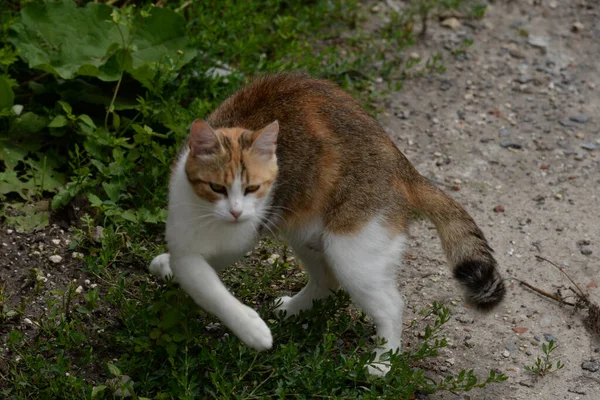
[184,119,278,224]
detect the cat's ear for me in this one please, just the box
[189,119,220,156]
[251,120,278,158]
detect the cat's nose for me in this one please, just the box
[230,209,242,219]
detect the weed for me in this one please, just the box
[524,340,565,376]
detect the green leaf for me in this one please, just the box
[57,100,72,115]
[78,114,96,128]
[91,385,107,398]
[106,363,121,377]
[9,112,48,135]
[121,210,137,222]
[88,193,103,207]
[102,182,120,202]
[9,0,197,84]
[3,204,49,233]
[48,115,68,128]
[0,142,28,170]
[0,75,14,109]
[165,342,178,357]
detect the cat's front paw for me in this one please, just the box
[231,305,273,351]
[273,295,294,318]
[149,253,174,280]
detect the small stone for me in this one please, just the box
[72,252,84,259]
[93,226,105,242]
[441,17,461,30]
[534,335,541,342]
[512,327,528,334]
[410,52,420,60]
[505,343,517,352]
[7,229,13,234]
[23,318,33,326]
[457,315,474,324]
[581,248,593,256]
[500,139,522,149]
[494,205,505,213]
[49,255,62,264]
[569,115,588,123]
[581,142,597,151]
[446,358,455,366]
[499,127,510,137]
[75,286,84,294]
[548,1,558,9]
[543,333,556,342]
[571,22,584,33]
[559,120,575,127]
[581,360,600,372]
[51,239,61,246]
[555,193,563,200]
[518,75,532,84]
[440,80,452,91]
[502,350,511,358]
[577,240,591,246]
[528,35,549,50]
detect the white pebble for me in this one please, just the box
[23,318,33,326]
[75,286,84,294]
[51,239,61,245]
[49,255,62,264]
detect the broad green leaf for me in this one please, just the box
[102,182,120,202]
[10,0,197,85]
[3,204,49,233]
[9,112,48,135]
[0,142,28,170]
[121,210,137,222]
[0,75,14,109]
[48,115,68,128]
[77,114,96,128]
[51,182,82,210]
[91,385,107,398]
[88,193,103,207]
[106,363,121,377]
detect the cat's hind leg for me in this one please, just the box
[149,253,175,281]
[323,219,406,376]
[274,244,339,318]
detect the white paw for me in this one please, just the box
[149,253,173,280]
[231,305,273,351]
[273,295,295,318]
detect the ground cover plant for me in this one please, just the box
[0,0,506,398]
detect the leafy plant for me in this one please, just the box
[525,340,565,376]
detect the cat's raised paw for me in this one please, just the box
[232,305,273,351]
[149,253,174,280]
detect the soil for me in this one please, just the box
[2,0,599,398]
[375,0,600,398]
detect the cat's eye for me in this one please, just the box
[209,183,227,194]
[245,185,260,195]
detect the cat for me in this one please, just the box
[149,72,505,375]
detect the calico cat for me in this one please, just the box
[149,72,505,375]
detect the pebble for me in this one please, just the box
[581,248,593,256]
[572,22,584,33]
[51,239,61,246]
[534,335,541,342]
[528,35,549,50]
[23,318,33,326]
[502,350,511,358]
[500,139,522,149]
[505,343,517,352]
[518,75,532,84]
[441,17,461,30]
[543,333,556,342]
[581,142,597,151]
[75,286,84,294]
[581,360,600,372]
[577,240,591,246]
[559,120,575,127]
[569,115,588,123]
[49,255,63,264]
[494,205,505,213]
[7,229,13,234]
[499,127,510,137]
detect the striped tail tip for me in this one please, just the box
[454,260,505,311]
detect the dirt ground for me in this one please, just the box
[376,0,599,398]
[2,0,599,398]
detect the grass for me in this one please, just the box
[0,0,506,398]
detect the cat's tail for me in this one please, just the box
[405,178,505,310]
